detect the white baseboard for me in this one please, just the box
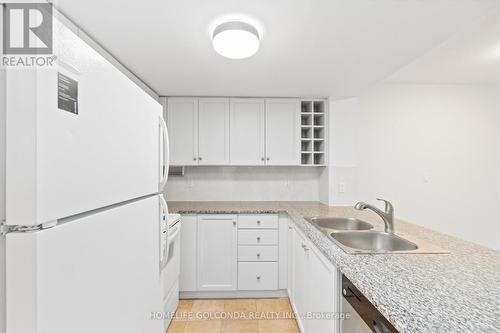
[290,299,305,333]
[180,289,288,299]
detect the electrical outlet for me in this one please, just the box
[422,174,430,183]
[338,182,346,193]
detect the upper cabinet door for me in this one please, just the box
[265,99,300,165]
[167,98,198,166]
[230,98,266,165]
[198,98,230,165]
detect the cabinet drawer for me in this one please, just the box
[238,230,278,245]
[238,262,278,290]
[238,246,278,262]
[238,215,278,229]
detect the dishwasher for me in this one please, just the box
[341,275,398,333]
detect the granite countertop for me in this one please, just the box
[168,201,500,333]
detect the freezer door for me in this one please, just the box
[5,18,164,226]
[5,195,163,333]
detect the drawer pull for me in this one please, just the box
[256,276,261,280]
[256,253,261,258]
[257,220,261,224]
[257,237,261,242]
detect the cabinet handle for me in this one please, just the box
[257,237,261,242]
[267,157,270,161]
[256,253,261,257]
[261,157,265,161]
[193,157,197,161]
[256,276,261,280]
[198,157,202,160]
[257,220,261,225]
[233,221,236,226]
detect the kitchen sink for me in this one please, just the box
[305,217,373,231]
[329,231,418,253]
[305,213,449,254]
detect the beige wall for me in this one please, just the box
[355,84,500,250]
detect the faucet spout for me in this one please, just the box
[354,198,395,233]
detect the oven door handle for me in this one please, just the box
[159,196,169,270]
[161,222,181,271]
[168,223,181,242]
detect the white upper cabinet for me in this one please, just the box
[167,98,198,166]
[265,99,300,165]
[166,96,322,167]
[230,98,266,165]
[198,98,230,165]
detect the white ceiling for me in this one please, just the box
[55,0,500,97]
[387,8,500,84]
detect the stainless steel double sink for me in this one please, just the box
[305,217,448,254]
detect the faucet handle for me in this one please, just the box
[376,198,394,215]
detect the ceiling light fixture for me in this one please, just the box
[212,21,260,59]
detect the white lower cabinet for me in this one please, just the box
[197,215,238,291]
[238,229,279,245]
[238,262,278,290]
[287,221,295,301]
[306,245,338,333]
[179,215,197,292]
[292,230,308,331]
[238,245,279,261]
[237,214,280,291]
[291,226,339,333]
[179,211,340,323]
[180,214,284,295]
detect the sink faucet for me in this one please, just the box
[354,198,394,233]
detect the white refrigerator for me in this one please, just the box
[0,16,169,333]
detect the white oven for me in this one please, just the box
[161,213,181,330]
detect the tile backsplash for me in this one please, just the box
[165,166,323,201]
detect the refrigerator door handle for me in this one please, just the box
[159,116,170,191]
[159,195,169,269]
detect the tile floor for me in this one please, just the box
[166,298,300,333]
